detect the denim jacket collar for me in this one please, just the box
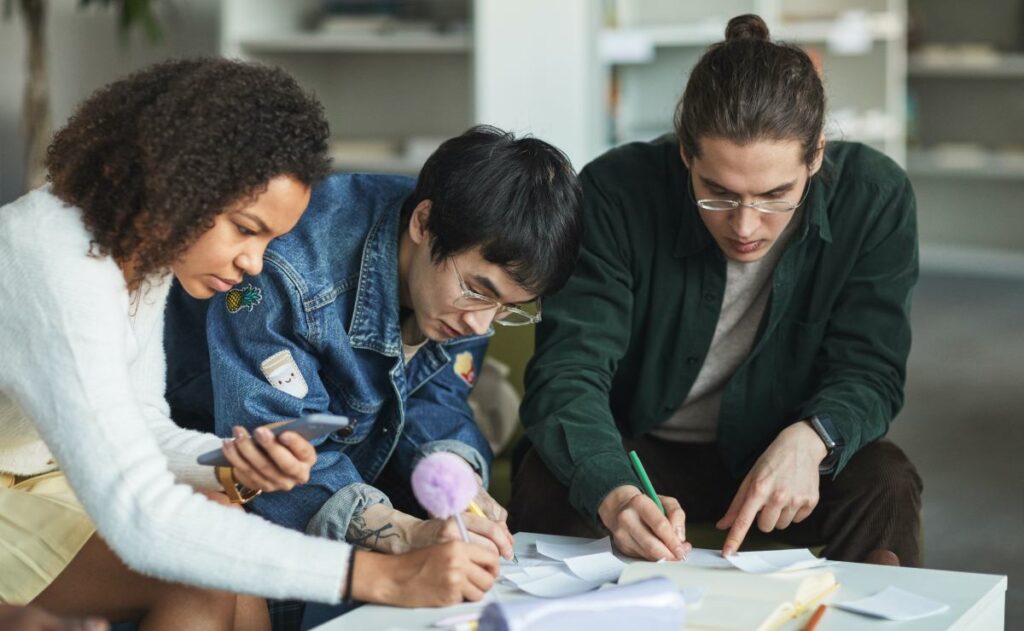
[346,203,490,364]
[347,204,403,356]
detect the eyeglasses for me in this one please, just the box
[449,258,542,327]
[688,171,811,214]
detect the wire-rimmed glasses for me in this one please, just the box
[450,258,541,327]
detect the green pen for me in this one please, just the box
[628,450,666,515]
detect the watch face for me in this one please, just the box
[811,416,837,449]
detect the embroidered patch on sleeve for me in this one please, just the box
[453,351,477,387]
[260,350,309,399]
[225,283,263,314]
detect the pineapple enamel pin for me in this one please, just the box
[225,283,263,314]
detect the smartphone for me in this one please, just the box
[196,413,351,467]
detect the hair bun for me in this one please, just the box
[724,14,770,42]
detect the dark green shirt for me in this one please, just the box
[521,137,918,522]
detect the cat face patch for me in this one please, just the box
[260,350,309,399]
[453,351,476,387]
[226,284,262,314]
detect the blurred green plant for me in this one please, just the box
[3,0,162,191]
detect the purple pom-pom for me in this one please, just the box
[411,452,478,518]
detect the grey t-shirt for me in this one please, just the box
[651,211,802,443]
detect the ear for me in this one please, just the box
[679,144,692,171]
[408,200,432,246]
[809,134,827,177]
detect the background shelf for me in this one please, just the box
[238,31,472,54]
[909,52,1024,78]
[908,149,1024,180]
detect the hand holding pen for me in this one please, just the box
[595,450,692,561]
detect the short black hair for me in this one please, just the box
[47,57,330,288]
[400,125,583,297]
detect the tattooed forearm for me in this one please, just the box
[347,512,400,550]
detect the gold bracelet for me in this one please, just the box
[215,466,262,505]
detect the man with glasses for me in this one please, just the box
[163,126,582,561]
[510,100,920,564]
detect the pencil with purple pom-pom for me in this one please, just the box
[411,452,479,542]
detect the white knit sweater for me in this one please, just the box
[0,188,349,603]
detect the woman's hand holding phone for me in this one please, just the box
[198,414,349,493]
[220,423,317,493]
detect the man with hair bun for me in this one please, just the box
[511,14,922,567]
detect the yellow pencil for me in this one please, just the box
[468,501,519,564]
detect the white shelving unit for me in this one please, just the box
[237,32,472,55]
[219,0,601,174]
[597,0,908,165]
[908,149,1024,181]
[221,0,476,177]
[602,11,902,53]
[906,0,1024,277]
[909,51,1024,78]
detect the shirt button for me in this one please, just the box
[704,293,716,302]
[686,356,699,365]
[383,427,389,433]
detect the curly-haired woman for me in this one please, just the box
[0,58,498,631]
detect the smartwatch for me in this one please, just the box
[806,414,844,475]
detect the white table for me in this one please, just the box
[312,533,1007,631]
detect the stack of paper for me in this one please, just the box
[499,537,626,597]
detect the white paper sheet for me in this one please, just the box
[563,552,627,582]
[503,542,569,569]
[656,548,734,569]
[503,565,564,586]
[834,586,950,621]
[535,536,613,561]
[725,548,827,573]
[502,558,561,571]
[508,566,606,598]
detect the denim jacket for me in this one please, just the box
[164,173,493,537]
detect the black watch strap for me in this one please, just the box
[807,414,843,475]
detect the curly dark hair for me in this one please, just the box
[46,57,331,288]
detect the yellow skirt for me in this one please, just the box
[0,470,95,605]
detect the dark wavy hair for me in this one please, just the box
[46,57,331,288]
[675,14,826,167]
[400,125,583,297]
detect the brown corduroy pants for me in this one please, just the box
[508,436,923,566]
